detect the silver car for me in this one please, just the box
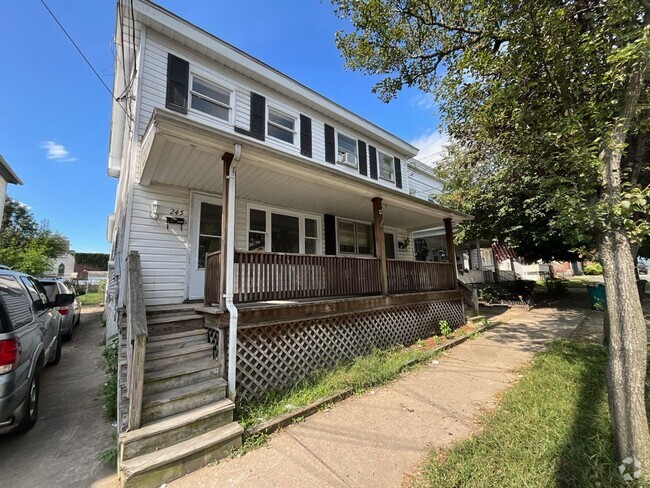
[39,279,81,341]
[0,269,73,434]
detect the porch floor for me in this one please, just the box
[196,289,463,328]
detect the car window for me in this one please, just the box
[41,282,59,302]
[20,277,48,308]
[0,275,33,329]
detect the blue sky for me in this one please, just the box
[0,0,444,253]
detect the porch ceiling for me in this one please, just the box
[139,109,472,230]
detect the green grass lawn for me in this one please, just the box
[237,343,446,429]
[417,340,649,488]
[78,291,103,305]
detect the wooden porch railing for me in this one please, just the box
[205,251,222,306]
[125,251,147,431]
[205,250,458,305]
[387,259,455,294]
[458,280,480,317]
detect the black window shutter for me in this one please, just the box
[324,124,335,164]
[358,140,368,176]
[250,92,266,141]
[368,145,378,180]
[166,53,189,114]
[324,214,337,255]
[394,157,402,188]
[300,115,312,157]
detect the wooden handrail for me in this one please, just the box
[126,251,147,431]
[458,280,480,317]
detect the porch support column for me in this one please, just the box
[476,239,483,281]
[444,218,459,288]
[219,152,234,309]
[372,197,389,296]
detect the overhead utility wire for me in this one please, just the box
[39,0,133,121]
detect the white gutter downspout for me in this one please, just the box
[225,143,242,401]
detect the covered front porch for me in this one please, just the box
[138,108,472,401]
[138,108,471,307]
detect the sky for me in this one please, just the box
[0,0,446,254]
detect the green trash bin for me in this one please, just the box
[587,284,606,309]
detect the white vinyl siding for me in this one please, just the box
[128,184,189,306]
[407,161,444,202]
[136,31,411,193]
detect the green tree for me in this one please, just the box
[0,198,69,275]
[332,0,650,473]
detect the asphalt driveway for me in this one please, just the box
[0,307,115,487]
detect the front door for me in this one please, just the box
[188,192,222,300]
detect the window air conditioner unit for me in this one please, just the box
[339,152,357,165]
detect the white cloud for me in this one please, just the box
[410,92,436,111]
[40,141,76,162]
[410,130,449,166]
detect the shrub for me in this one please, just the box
[101,335,118,421]
[583,262,603,275]
[544,277,568,298]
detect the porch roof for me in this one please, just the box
[139,109,473,230]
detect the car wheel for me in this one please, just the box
[48,334,62,366]
[15,370,40,434]
[75,314,81,327]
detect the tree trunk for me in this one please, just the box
[599,16,650,473]
[600,232,650,470]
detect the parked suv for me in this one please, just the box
[0,269,74,434]
[39,278,81,341]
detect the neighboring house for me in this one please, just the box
[48,251,77,279]
[407,158,444,202]
[0,155,23,229]
[105,2,471,485]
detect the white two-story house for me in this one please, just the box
[106,2,471,486]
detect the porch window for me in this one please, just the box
[271,213,299,253]
[198,202,222,268]
[248,209,266,251]
[385,233,396,259]
[304,218,318,254]
[337,132,358,168]
[337,219,374,255]
[190,76,231,122]
[267,108,296,144]
[378,151,395,182]
[248,206,321,254]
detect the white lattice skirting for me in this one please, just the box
[235,298,464,402]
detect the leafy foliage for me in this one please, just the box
[101,335,118,422]
[331,0,650,258]
[0,198,69,275]
[75,253,109,270]
[584,262,604,275]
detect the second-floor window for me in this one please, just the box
[337,132,358,168]
[267,108,296,144]
[190,76,232,122]
[378,151,395,182]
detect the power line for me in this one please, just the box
[39,0,133,121]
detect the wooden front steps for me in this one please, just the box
[119,308,242,488]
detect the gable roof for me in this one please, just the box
[0,155,22,185]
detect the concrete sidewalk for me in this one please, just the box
[170,306,585,488]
